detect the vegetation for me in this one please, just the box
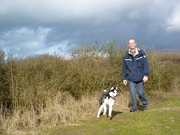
[40,96,180,135]
[0,42,179,134]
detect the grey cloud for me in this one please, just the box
[0,0,180,57]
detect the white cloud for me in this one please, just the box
[0,26,72,59]
[34,40,72,59]
[0,27,50,54]
[166,4,180,32]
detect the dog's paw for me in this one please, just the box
[97,116,100,118]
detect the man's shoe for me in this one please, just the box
[130,108,138,112]
[144,104,148,111]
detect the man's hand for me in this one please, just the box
[143,76,148,82]
[123,80,128,85]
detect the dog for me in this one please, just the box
[97,87,118,118]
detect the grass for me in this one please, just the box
[39,94,180,135]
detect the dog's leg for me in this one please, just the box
[97,105,103,118]
[108,100,115,117]
[108,105,113,117]
[103,104,107,115]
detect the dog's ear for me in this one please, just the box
[110,87,114,90]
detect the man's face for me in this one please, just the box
[128,39,137,49]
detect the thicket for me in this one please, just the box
[0,43,179,134]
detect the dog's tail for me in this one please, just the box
[99,90,107,107]
[103,90,107,94]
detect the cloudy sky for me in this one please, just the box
[0,0,180,58]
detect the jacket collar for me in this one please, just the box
[128,48,139,56]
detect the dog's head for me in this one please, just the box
[108,87,118,99]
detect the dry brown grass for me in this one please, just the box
[0,89,131,135]
[3,88,179,135]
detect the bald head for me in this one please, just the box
[128,38,137,50]
[128,38,136,44]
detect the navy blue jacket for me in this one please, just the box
[122,48,150,82]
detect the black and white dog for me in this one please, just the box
[97,87,118,118]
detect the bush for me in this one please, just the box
[147,50,180,92]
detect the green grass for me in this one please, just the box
[40,96,180,135]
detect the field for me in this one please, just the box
[40,94,180,135]
[0,43,179,134]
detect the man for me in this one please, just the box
[122,38,149,112]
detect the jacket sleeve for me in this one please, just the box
[142,53,150,76]
[122,57,128,80]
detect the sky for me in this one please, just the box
[0,0,180,59]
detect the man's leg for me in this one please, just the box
[129,81,138,111]
[137,81,148,110]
